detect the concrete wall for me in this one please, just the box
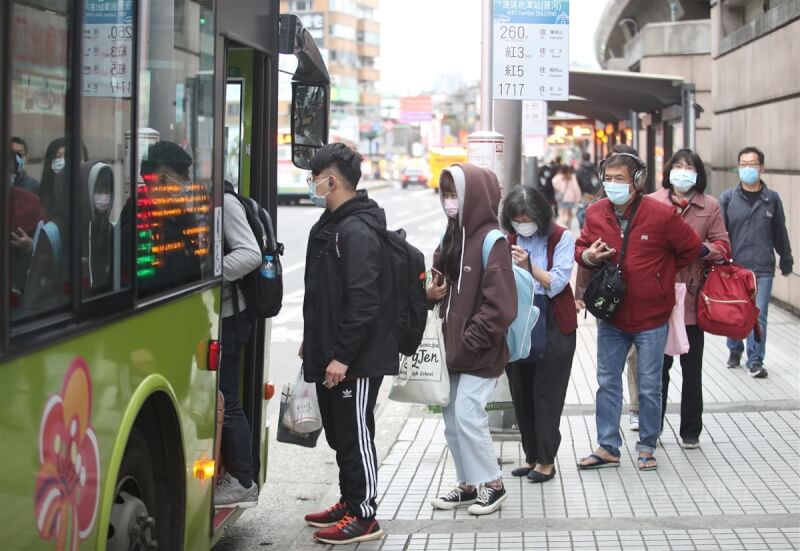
[640,53,712,167]
[711,2,800,312]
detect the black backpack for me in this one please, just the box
[224,184,284,319]
[355,215,427,356]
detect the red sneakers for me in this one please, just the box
[312,514,384,545]
[304,501,349,528]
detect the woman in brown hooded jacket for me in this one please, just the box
[426,163,517,516]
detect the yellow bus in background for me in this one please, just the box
[427,147,468,190]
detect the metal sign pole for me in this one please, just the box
[480,0,493,130]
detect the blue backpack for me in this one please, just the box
[481,229,540,362]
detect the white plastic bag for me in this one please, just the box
[665,282,690,356]
[389,306,450,406]
[283,368,322,434]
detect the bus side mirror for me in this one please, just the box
[291,82,329,170]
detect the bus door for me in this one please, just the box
[212,40,278,534]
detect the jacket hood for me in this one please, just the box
[81,160,115,222]
[441,163,501,237]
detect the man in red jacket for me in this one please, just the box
[574,152,701,472]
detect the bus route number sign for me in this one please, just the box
[492,0,569,101]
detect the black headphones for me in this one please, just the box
[600,152,648,190]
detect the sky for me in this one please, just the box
[377,0,610,96]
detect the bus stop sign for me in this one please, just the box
[492,0,570,101]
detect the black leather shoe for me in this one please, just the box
[527,468,556,483]
[511,466,532,477]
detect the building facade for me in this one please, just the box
[280,0,381,143]
[596,0,799,312]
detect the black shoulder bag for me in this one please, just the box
[583,199,640,321]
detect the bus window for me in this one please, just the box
[136,0,216,298]
[7,0,74,324]
[80,0,135,299]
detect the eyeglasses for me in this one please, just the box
[738,162,761,169]
[306,175,330,186]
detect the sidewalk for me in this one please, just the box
[355,306,799,550]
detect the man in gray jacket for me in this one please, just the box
[214,181,262,507]
[721,147,794,379]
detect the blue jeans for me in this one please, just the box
[442,373,502,486]
[596,320,668,456]
[727,276,772,367]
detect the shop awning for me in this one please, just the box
[548,69,685,123]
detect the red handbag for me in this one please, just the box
[697,260,760,341]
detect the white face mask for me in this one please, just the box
[511,221,538,237]
[94,193,112,213]
[669,169,697,193]
[51,157,65,174]
[443,198,459,218]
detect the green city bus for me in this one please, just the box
[0,1,328,549]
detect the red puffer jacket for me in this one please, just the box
[575,195,702,333]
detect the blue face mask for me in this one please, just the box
[669,169,697,192]
[15,153,23,173]
[308,177,331,208]
[603,182,632,206]
[738,166,760,186]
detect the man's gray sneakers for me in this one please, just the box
[214,473,259,508]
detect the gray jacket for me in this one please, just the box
[720,182,793,277]
[222,193,261,318]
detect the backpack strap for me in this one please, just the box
[546,225,566,271]
[719,189,731,229]
[41,221,62,266]
[482,229,506,268]
[617,198,641,269]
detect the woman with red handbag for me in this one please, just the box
[650,149,730,449]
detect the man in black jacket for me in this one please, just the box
[301,143,396,545]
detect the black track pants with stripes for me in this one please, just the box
[316,376,383,520]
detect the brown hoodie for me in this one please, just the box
[433,163,517,378]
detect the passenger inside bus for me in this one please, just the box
[8,148,43,313]
[81,161,116,295]
[10,136,41,194]
[138,141,203,295]
[15,138,76,318]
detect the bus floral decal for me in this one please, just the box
[34,357,100,551]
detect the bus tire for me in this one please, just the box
[107,427,168,551]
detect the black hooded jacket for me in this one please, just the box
[302,191,398,383]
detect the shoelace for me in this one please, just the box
[444,487,466,501]
[477,486,494,504]
[334,514,357,530]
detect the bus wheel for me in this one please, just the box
[107,429,160,551]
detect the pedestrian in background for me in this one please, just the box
[721,146,793,379]
[426,163,517,516]
[501,186,577,484]
[575,151,701,472]
[301,143,396,545]
[575,145,642,433]
[651,149,730,449]
[552,165,582,229]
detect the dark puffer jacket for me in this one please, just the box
[302,191,399,383]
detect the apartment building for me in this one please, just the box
[281,0,381,143]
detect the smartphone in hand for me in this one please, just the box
[431,267,444,286]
